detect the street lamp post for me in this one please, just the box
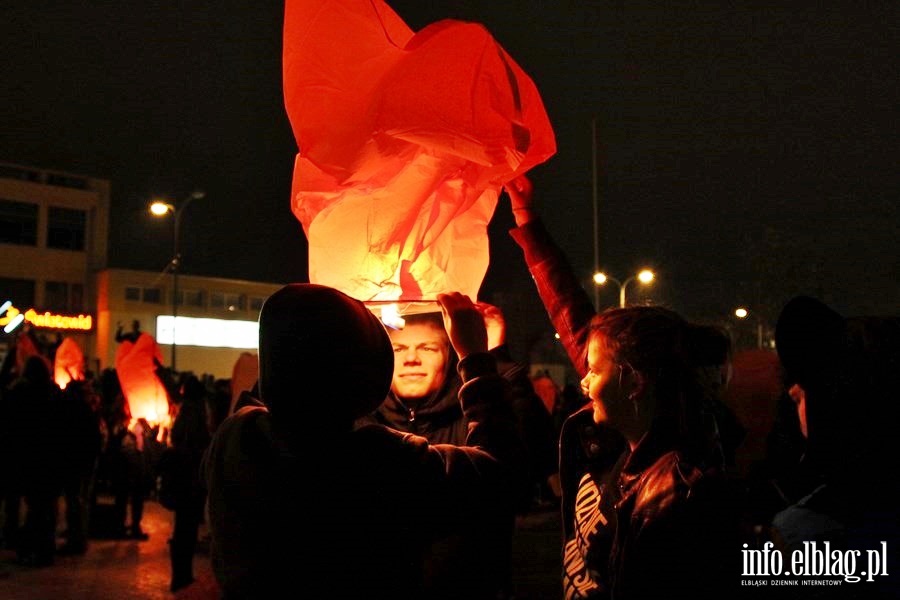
[593,269,655,308]
[591,117,600,312]
[150,190,205,372]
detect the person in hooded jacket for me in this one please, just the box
[358,307,556,498]
[769,297,900,597]
[4,356,64,567]
[360,310,465,443]
[355,304,555,599]
[201,284,523,599]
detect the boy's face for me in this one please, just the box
[389,322,449,401]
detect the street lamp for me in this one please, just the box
[734,306,763,349]
[149,190,205,372]
[594,269,655,308]
[591,117,601,311]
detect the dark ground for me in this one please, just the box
[1,495,563,600]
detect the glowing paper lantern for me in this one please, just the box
[114,332,169,425]
[230,351,258,414]
[15,331,49,376]
[54,337,85,390]
[284,0,556,301]
[531,373,559,415]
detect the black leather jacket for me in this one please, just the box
[512,219,745,598]
[559,407,743,598]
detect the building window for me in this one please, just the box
[71,283,85,312]
[45,281,69,312]
[125,287,141,301]
[142,287,162,304]
[225,293,246,312]
[210,292,225,309]
[0,165,40,182]
[47,206,86,251]
[250,296,265,311]
[0,277,36,307]
[184,289,204,307]
[172,289,203,307]
[46,173,89,190]
[0,198,38,246]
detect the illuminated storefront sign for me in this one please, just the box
[0,302,93,332]
[156,315,258,349]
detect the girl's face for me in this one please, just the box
[581,335,632,426]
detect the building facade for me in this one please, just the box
[1,162,282,380]
[0,161,108,372]
[96,268,281,379]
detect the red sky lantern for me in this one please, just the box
[54,336,85,390]
[283,0,556,301]
[114,332,169,426]
[13,330,50,377]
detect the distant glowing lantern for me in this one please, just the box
[283,0,556,301]
[114,332,169,426]
[14,330,49,376]
[54,337,85,390]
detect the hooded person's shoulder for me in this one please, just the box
[207,405,275,467]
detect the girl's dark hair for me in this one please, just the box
[588,306,712,460]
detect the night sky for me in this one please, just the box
[3,2,898,337]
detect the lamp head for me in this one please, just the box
[149,201,174,216]
[637,269,654,284]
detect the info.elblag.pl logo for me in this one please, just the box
[742,541,889,584]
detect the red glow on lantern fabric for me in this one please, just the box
[723,349,783,477]
[283,0,556,301]
[15,331,50,376]
[54,337,85,390]
[114,332,169,426]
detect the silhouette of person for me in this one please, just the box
[770,296,900,597]
[202,284,522,599]
[115,320,141,344]
[504,174,745,598]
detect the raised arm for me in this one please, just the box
[504,175,596,377]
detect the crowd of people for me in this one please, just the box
[0,337,231,592]
[198,174,897,599]
[3,194,899,600]
[2,177,897,599]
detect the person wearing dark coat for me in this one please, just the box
[202,284,522,599]
[58,379,103,555]
[5,356,64,566]
[355,306,552,598]
[505,174,746,599]
[167,375,211,591]
[770,297,900,597]
[359,311,466,443]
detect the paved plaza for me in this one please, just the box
[1,497,562,600]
